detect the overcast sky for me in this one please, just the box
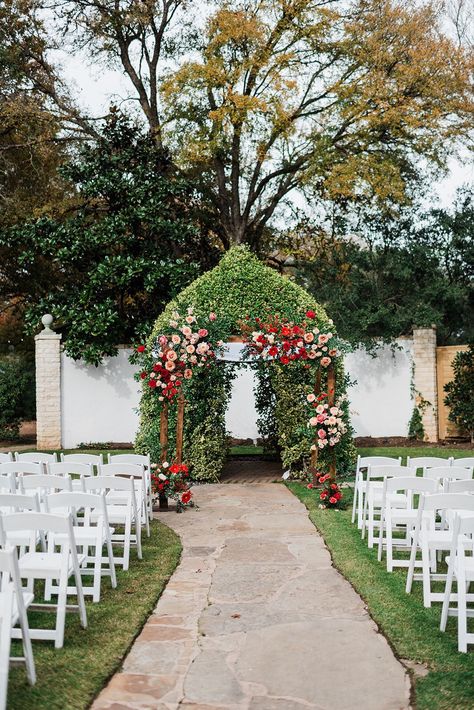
[57,46,473,210]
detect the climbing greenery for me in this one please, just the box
[136,247,356,480]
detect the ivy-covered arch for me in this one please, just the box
[136,246,355,481]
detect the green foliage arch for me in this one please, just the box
[136,246,355,480]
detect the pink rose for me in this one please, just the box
[318,334,329,345]
[158,335,167,346]
[165,361,175,371]
[209,312,217,321]
[181,326,192,337]
[309,416,318,426]
[315,404,325,414]
[198,328,208,337]
[316,414,326,423]
[184,369,192,379]
[304,333,314,343]
[307,393,316,402]
[320,356,331,367]
[166,350,177,361]
[317,429,327,439]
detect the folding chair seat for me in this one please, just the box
[378,477,438,571]
[48,462,94,492]
[46,491,117,602]
[0,546,36,710]
[0,493,43,554]
[85,476,142,571]
[0,512,87,648]
[440,514,474,652]
[406,493,474,607]
[0,462,42,492]
[362,465,415,548]
[352,456,401,529]
[108,454,152,522]
[99,463,149,537]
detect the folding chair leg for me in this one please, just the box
[106,536,117,589]
[123,518,131,571]
[351,476,359,524]
[406,539,418,594]
[55,572,68,649]
[386,524,393,572]
[421,542,432,608]
[458,574,468,652]
[136,518,142,560]
[440,560,455,632]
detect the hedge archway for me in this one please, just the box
[136,246,355,481]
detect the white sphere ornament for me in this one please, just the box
[41,314,54,331]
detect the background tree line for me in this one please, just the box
[0,0,473,366]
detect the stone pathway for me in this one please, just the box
[93,484,411,710]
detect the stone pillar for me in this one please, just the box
[35,314,62,450]
[412,326,438,442]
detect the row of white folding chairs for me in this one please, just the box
[0,460,151,538]
[0,452,154,525]
[352,455,474,530]
[0,478,144,707]
[367,475,474,652]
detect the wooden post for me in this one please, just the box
[159,402,169,509]
[327,364,337,481]
[309,370,321,482]
[176,391,185,465]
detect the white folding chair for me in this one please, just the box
[48,462,94,492]
[46,492,117,603]
[108,454,152,522]
[99,463,149,537]
[0,493,43,555]
[85,476,142,571]
[440,513,474,652]
[15,452,57,474]
[61,453,104,471]
[378,477,438,571]
[407,456,452,471]
[0,546,36,710]
[0,454,12,464]
[20,475,72,511]
[423,466,473,494]
[0,512,87,648]
[362,465,414,547]
[406,493,474,607]
[0,462,42,491]
[352,456,401,528]
[447,479,474,494]
[0,470,15,495]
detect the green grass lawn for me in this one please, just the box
[8,520,181,710]
[288,482,474,710]
[358,446,472,464]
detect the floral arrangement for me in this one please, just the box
[135,308,221,402]
[150,461,193,512]
[241,311,339,367]
[307,473,343,509]
[307,392,347,449]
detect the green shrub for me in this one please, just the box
[408,406,425,440]
[0,356,35,439]
[444,345,474,442]
[136,246,356,479]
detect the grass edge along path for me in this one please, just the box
[287,482,474,710]
[7,520,182,710]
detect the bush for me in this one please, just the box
[444,345,474,443]
[0,356,35,440]
[408,407,425,440]
[136,246,356,479]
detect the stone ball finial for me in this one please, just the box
[41,314,54,331]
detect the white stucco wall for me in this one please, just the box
[60,339,413,447]
[61,347,140,448]
[345,339,413,437]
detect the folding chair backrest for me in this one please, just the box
[424,465,472,481]
[408,456,451,470]
[0,462,42,478]
[15,452,57,464]
[421,492,474,514]
[48,462,93,478]
[99,463,144,479]
[46,491,107,524]
[455,457,474,469]
[108,453,150,469]
[84,475,134,493]
[367,464,413,481]
[447,479,474,494]
[385,476,438,495]
[61,453,104,466]
[20,474,72,494]
[0,492,40,514]
[358,456,401,471]
[0,453,12,463]
[0,511,72,536]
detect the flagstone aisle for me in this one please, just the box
[93,484,411,710]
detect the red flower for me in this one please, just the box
[292,325,301,335]
[330,483,338,490]
[136,345,146,353]
[148,379,157,388]
[268,346,278,357]
[140,371,147,379]
[307,483,314,489]
[280,355,290,365]
[282,341,291,352]
[320,491,328,500]
[335,492,342,500]
[306,310,316,319]
[181,491,192,504]
[281,326,291,337]
[329,496,337,505]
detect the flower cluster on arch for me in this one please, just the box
[307,393,347,449]
[241,311,339,367]
[134,308,221,402]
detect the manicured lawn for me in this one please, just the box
[358,446,472,464]
[288,482,474,710]
[8,520,181,710]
